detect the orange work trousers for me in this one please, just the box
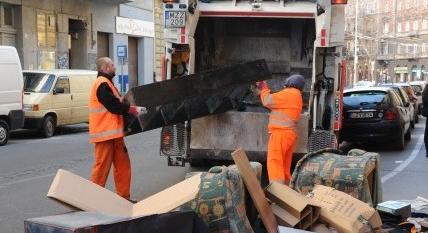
[267,129,297,184]
[91,137,131,199]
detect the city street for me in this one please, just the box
[1,120,428,232]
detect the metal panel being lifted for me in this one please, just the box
[124,60,271,134]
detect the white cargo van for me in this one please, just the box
[0,46,24,146]
[23,70,97,137]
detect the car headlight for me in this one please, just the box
[23,104,39,111]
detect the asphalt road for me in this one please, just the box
[1,119,428,232]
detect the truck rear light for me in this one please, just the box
[332,0,347,4]
[384,110,397,120]
[163,0,178,3]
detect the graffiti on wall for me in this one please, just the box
[58,53,69,69]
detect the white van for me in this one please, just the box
[0,46,24,146]
[23,70,97,137]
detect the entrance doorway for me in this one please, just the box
[128,37,138,88]
[69,19,86,69]
[97,32,110,58]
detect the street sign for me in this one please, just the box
[117,45,127,59]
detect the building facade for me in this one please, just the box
[0,0,154,92]
[345,0,428,85]
[376,0,428,83]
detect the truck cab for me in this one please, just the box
[159,0,347,166]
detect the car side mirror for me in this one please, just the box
[405,102,410,107]
[416,91,422,96]
[53,87,65,94]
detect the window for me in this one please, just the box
[54,77,70,94]
[37,12,56,48]
[398,1,402,10]
[423,43,426,53]
[423,19,428,30]
[397,22,402,32]
[380,41,388,55]
[3,4,13,26]
[406,21,410,31]
[414,20,419,31]
[384,22,389,33]
[425,0,428,8]
[407,0,412,8]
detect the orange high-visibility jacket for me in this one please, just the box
[260,87,303,131]
[89,76,125,143]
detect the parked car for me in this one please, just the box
[341,87,412,150]
[23,70,97,137]
[410,81,424,114]
[377,83,417,127]
[353,80,375,88]
[0,46,25,146]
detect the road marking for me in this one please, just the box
[395,160,403,164]
[382,134,425,183]
[0,173,55,188]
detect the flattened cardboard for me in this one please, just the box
[231,149,278,233]
[47,169,201,218]
[266,182,320,230]
[309,185,382,233]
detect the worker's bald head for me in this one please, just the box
[96,57,116,77]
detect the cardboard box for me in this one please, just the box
[308,185,382,233]
[25,211,209,233]
[376,200,411,219]
[47,169,201,217]
[231,149,278,233]
[266,182,320,230]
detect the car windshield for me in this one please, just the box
[411,85,422,92]
[23,73,55,93]
[344,91,387,106]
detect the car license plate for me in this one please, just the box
[350,112,374,118]
[164,11,186,28]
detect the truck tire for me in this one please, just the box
[41,115,55,138]
[0,119,9,146]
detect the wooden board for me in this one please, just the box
[231,149,278,233]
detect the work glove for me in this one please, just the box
[256,81,268,91]
[129,106,147,117]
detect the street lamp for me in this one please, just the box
[353,0,358,86]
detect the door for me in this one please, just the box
[128,37,138,89]
[52,76,72,125]
[70,75,92,124]
[97,32,110,58]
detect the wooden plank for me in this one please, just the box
[231,149,278,233]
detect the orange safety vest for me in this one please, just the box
[260,87,303,132]
[89,76,125,143]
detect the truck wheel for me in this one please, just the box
[0,119,9,146]
[41,115,55,138]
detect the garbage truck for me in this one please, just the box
[158,0,348,166]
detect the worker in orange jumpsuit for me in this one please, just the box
[258,74,305,184]
[89,57,144,201]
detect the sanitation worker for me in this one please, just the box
[89,57,144,201]
[258,74,305,185]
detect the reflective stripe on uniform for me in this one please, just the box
[262,94,274,107]
[89,128,123,140]
[89,106,108,114]
[269,119,296,128]
[269,111,297,129]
